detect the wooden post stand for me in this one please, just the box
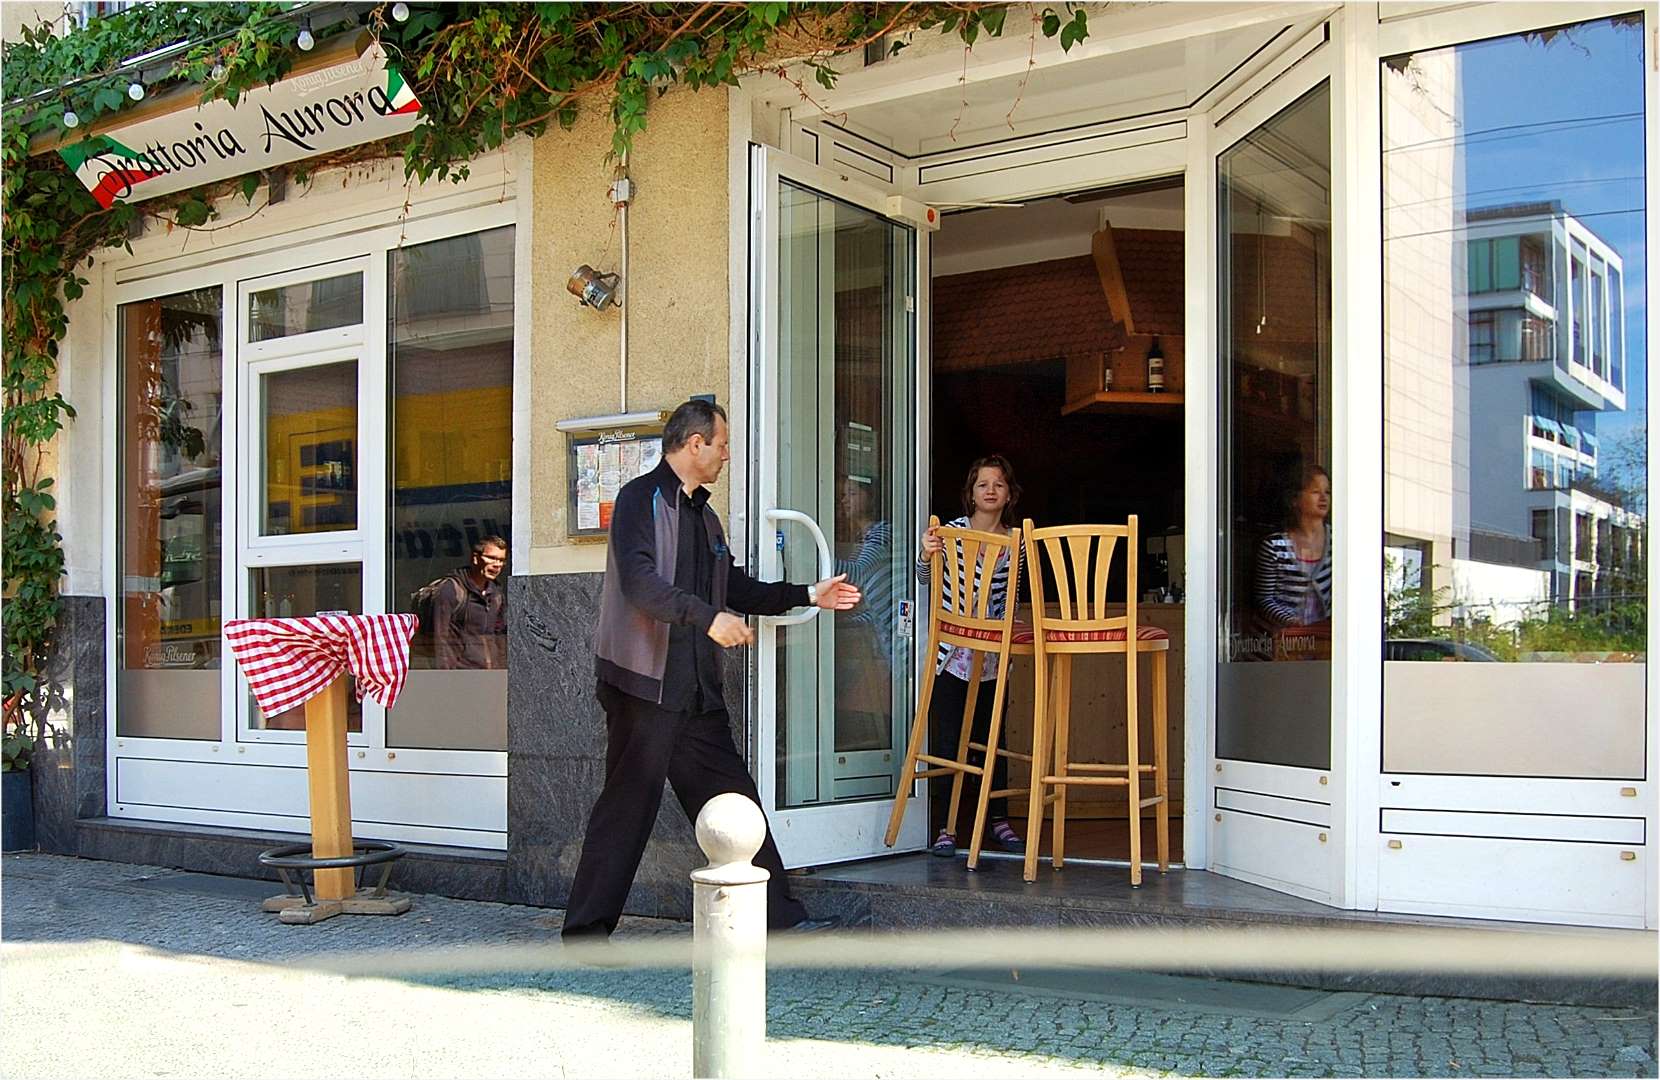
[261,675,412,925]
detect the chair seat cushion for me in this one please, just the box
[938,619,1033,644]
[937,620,1168,645]
[1041,625,1168,643]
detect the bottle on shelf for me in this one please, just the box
[1146,337,1165,393]
[1100,350,1114,393]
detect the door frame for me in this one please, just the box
[747,143,933,867]
[734,10,1338,873]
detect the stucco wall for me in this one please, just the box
[528,87,734,575]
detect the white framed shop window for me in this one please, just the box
[1367,0,1656,928]
[101,159,523,851]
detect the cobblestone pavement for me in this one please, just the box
[3,853,1655,1078]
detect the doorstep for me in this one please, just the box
[74,817,510,904]
[788,852,1657,1008]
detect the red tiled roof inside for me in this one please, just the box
[933,255,1125,373]
[1109,228,1185,336]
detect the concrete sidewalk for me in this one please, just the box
[2,853,1655,1078]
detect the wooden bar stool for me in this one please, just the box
[1020,517,1171,886]
[885,516,1047,870]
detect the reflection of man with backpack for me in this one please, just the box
[411,536,508,669]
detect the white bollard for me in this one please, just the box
[691,792,770,1080]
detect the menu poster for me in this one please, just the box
[566,425,666,541]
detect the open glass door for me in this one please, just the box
[750,145,927,866]
[1210,55,1340,902]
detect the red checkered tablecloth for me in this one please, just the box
[224,614,419,720]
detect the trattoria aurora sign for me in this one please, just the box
[59,41,421,209]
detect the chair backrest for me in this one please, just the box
[1021,517,1140,645]
[924,515,1024,646]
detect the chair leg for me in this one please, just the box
[886,650,940,848]
[1051,655,1072,871]
[945,652,985,839]
[1022,653,1050,884]
[1125,649,1143,887]
[966,648,1013,872]
[1152,649,1170,873]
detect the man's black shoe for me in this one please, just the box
[777,915,839,935]
[563,933,627,968]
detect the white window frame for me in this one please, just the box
[1368,0,1656,928]
[103,190,519,850]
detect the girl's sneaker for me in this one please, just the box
[930,830,957,857]
[989,819,1025,854]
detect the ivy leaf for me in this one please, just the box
[174,198,211,227]
[1041,9,1062,37]
[241,173,259,203]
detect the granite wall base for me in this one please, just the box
[28,595,107,855]
[75,817,509,902]
[505,572,753,919]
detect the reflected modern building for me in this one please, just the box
[1464,202,1642,619]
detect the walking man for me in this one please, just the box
[561,399,858,941]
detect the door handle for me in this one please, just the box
[762,508,832,626]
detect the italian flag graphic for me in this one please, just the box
[384,66,420,116]
[59,135,164,209]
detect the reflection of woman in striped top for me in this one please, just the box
[1257,464,1332,627]
[836,477,895,666]
[915,454,1026,860]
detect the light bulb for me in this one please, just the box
[62,109,79,128]
[127,81,145,101]
[391,2,409,21]
[211,63,226,80]
[296,22,315,50]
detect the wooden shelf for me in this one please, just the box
[1062,391,1185,416]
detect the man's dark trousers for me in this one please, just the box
[561,687,808,938]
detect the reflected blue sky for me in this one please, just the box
[1458,16,1647,467]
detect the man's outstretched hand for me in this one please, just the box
[812,573,862,611]
[707,611,755,647]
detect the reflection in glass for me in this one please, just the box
[775,181,916,809]
[1216,83,1333,769]
[248,564,363,731]
[1382,16,1646,778]
[249,271,364,341]
[386,227,514,752]
[117,287,224,740]
[261,362,358,534]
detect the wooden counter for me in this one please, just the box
[996,603,1185,819]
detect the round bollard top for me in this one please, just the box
[691,793,771,886]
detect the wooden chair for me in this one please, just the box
[884,515,1046,870]
[1020,517,1171,885]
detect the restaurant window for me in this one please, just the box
[386,226,514,752]
[1218,82,1333,770]
[1383,14,1646,778]
[117,287,224,739]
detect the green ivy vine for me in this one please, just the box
[1,2,1089,755]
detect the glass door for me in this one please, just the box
[751,145,927,866]
[1210,57,1340,902]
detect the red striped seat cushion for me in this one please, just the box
[937,620,1168,645]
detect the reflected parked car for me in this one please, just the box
[1385,639,1500,662]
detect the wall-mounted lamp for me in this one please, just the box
[391,1,411,21]
[127,81,145,101]
[62,109,79,128]
[567,264,622,310]
[296,19,316,50]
